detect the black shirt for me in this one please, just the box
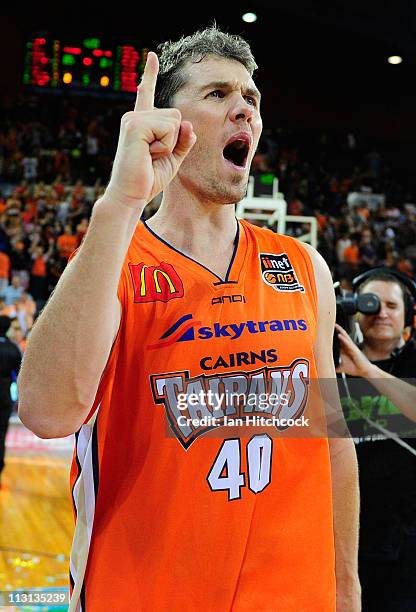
[0,335,21,409]
[340,340,416,560]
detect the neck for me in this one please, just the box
[362,336,405,361]
[146,183,239,260]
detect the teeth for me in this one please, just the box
[233,140,246,149]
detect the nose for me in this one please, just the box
[229,94,254,123]
[377,304,389,319]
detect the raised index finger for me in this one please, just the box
[134,51,159,112]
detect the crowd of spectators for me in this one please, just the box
[252,126,416,284]
[1,93,415,351]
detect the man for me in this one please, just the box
[0,249,11,298]
[18,27,360,611]
[3,274,24,306]
[336,269,416,611]
[0,315,22,489]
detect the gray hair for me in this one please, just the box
[154,25,257,108]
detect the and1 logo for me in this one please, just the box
[259,253,304,292]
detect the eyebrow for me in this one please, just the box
[200,80,261,102]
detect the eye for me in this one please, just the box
[244,96,257,107]
[207,90,225,99]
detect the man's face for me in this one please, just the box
[358,280,406,344]
[172,55,262,205]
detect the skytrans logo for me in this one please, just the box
[146,314,308,350]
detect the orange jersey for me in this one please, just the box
[57,234,79,259]
[0,251,10,279]
[69,220,335,611]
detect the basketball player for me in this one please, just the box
[18,27,360,611]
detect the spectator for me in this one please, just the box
[3,275,24,305]
[0,315,21,490]
[9,241,31,289]
[336,233,351,265]
[359,228,377,270]
[343,236,360,277]
[76,217,89,244]
[7,319,26,353]
[22,154,38,183]
[29,243,53,307]
[56,224,79,261]
[0,250,10,297]
[14,293,36,334]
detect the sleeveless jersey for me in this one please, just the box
[69,219,336,611]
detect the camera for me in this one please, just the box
[333,282,381,366]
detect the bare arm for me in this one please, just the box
[303,243,361,612]
[17,199,140,438]
[336,323,416,422]
[17,52,196,439]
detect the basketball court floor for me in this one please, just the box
[0,414,72,609]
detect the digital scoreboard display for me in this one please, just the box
[23,36,148,94]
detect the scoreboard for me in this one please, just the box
[23,36,148,94]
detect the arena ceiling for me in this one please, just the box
[1,2,415,138]
[3,1,415,55]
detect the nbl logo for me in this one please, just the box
[259,252,304,293]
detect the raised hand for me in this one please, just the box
[335,323,374,377]
[105,51,196,208]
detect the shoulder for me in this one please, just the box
[240,219,300,245]
[244,222,335,310]
[241,220,316,257]
[299,242,333,287]
[299,242,336,325]
[252,221,333,293]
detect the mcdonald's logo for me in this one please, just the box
[129,262,184,303]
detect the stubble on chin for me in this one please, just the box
[205,174,249,205]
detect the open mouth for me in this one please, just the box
[223,138,250,169]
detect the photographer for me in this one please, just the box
[336,268,416,611]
